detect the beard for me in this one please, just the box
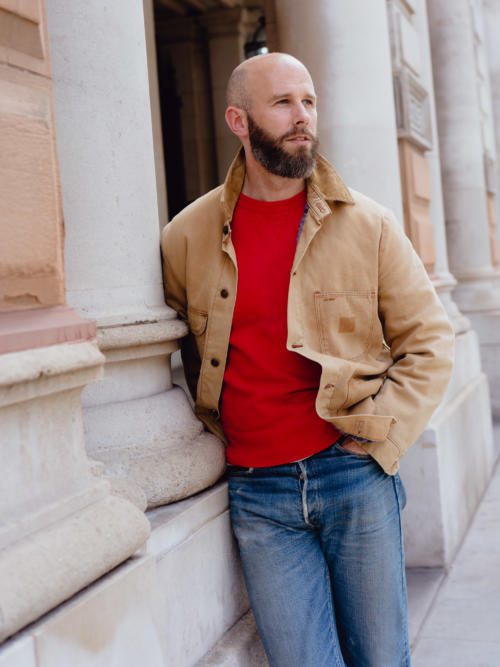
[247,113,319,179]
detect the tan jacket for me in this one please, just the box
[161,150,454,475]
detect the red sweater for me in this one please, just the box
[221,189,340,466]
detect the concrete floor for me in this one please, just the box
[407,420,500,666]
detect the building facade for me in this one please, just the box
[0,0,498,664]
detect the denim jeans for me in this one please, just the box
[227,441,410,667]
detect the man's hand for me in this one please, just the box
[340,437,367,455]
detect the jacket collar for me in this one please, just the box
[220,148,354,220]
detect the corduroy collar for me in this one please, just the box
[220,148,354,220]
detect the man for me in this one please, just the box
[161,52,454,666]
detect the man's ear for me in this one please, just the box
[225,106,248,138]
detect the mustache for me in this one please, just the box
[280,127,317,141]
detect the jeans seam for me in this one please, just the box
[324,567,345,667]
[392,476,410,666]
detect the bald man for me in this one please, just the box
[162,53,453,666]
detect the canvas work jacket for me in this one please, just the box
[161,150,454,475]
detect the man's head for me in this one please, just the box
[225,53,319,179]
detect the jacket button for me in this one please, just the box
[211,358,220,367]
[220,289,229,298]
[222,225,229,235]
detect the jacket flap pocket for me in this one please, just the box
[188,308,208,336]
[329,414,396,442]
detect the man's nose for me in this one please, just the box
[293,103,310,126]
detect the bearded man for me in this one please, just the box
[161,52,454,666]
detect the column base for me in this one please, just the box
[451,267,500,313]
[463,310,500,416]
[450,273,500,414]
[433,273,470,335]
[85,387,226,508]
[83,317,226,508]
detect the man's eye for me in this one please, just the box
[277,99,289,104]
[304,99,314,106]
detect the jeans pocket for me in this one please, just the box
[334,441,372,459]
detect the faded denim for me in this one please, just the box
[227,442,410,667]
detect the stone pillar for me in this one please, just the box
[273,0,404,219]
[428,0,500,415]
[0,0,149,642]
[200,7,261,183]
[46,0,225,509]
[483,0,500,239]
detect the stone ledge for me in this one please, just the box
[97,318,187,351]
[0,495,150,643]
[0,340,104,388]
[147,481,229,555]
[0,341,104,407]
[0,306,96,355]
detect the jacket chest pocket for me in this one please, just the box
[314,291,376,360]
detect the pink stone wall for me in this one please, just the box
[0,0,66,312]
[398,139,436,275]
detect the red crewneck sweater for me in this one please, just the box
[221,189,340,467]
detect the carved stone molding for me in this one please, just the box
[0,340,150,642]
[394,68,432,150]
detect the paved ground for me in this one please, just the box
[407,422,500,666]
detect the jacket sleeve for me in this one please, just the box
[161,220,187,322]
[160,221,201,402]
[369,209,454,460]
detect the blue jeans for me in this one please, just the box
[227,441,410,667]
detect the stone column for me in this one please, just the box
[414,0,469,333]
[200,7,261,183]
[428,0,500,415]
[273,0,404,220]
[483,0,500,235]
[46,0,225,509]
[0,0,149,642]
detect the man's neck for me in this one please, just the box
[241,152,306,202]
